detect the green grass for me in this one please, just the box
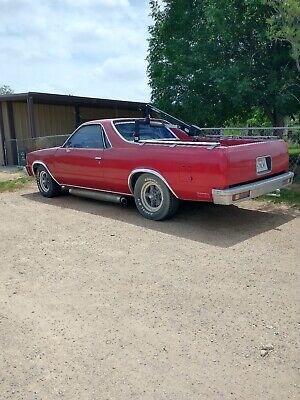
[267,189,300,208]
[289,147,300,156]
[260,187,300,209]
[0,177,34,193]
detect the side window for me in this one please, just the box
[114,122,175,141]
[65,125,104,149]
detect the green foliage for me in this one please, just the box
[288,146,300,156]
[265,0,300,71]
[0,177,33,193]
[260,188,300,208]
[148,0,300,128]
[0,85,14,95]
[225,107,271,127]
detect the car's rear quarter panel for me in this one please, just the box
[103,139,289,201]
[224,140,289,186]
[100,143,228,201]
[103,121,230,201]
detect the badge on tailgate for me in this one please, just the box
[256,156,272,174]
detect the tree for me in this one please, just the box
[0,85,14,95]
[148,0,300,128]
[266,0,300,73]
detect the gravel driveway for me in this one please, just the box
[0,183,299,400]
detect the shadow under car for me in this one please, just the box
[22,191,296,248]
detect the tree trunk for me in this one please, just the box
[296,58,300,74]
[263,105,285,137]
[271,111,285,137]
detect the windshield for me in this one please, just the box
[114,122,177,141]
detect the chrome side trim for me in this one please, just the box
[223,140,285,148]
[128,168,178,198]
[212,172,294,205]
[31,161,61,185]
[138,139,220,147]
[100,124,113,149]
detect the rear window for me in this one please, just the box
[114,122,176,141]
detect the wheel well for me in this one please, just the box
[32,163,41,175]
[129,172,144,193]
[128,170,178,198]
[32,162,61,188]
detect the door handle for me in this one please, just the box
[94,156,102,161]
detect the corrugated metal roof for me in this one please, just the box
[0,91,146,110]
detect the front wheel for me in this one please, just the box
[134,173,179,220]
[36,166,61,198]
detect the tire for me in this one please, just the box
[134,173,179,220]
[36,165,61,198]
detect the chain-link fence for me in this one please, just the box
[8,134,69,166]
[194,126,299,141]
[6,127,300,172]
[193,127,300,173]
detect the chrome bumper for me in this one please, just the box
[212,172,294,205]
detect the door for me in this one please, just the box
[53,124,105,189]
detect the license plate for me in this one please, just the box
[256,157,268,173]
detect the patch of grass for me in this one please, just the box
[260,187,300,209]
[0,177,34,193]
[289,147,300,156]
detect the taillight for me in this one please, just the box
[232,191,250,201]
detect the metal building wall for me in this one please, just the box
[80,106,142,121]
[0,103,5,165]
[0,96,145,165]
[1,102,17,165]
[12,102,29,140]
[33,103,75,137]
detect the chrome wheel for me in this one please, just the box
[140,181,163,212]
[36,165,61,198]
[39,170,50,192]
[134,173,179,220]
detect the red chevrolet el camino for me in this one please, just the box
[26,113,294,220]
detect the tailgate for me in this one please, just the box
[224,139,289,186]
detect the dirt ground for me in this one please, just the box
[0,182,299,400]
[0,166,25,182]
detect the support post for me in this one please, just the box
[27,96,36,138]
[75,105,81,127]
[0,103,7,165]
[7,102,18,165]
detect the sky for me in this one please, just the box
[0,0,153,102]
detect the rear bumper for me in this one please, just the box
[212,172,294,205]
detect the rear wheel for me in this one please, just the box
[134,173,179,220]
[36,166,61,198]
